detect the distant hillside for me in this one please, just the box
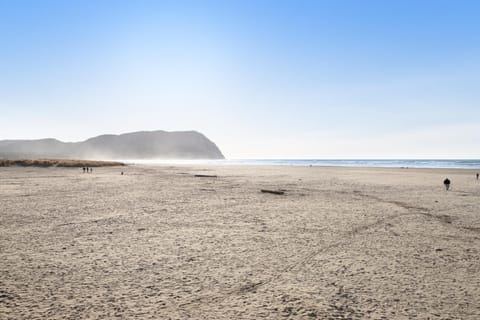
[0,130,225,160]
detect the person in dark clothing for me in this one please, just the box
[476,173,479,180]
[443,178,451,191]
[83,167,86,173]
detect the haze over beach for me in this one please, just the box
[1,1,480,319]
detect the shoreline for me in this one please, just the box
[120,159,480,170]
[129,162,480,175]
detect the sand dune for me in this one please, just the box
[1,165,479,319]
[0,159,125,167]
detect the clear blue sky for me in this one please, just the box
[1,0,479,158]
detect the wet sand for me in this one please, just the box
[1,165,479,319]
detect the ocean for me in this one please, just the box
[126,159,480,169]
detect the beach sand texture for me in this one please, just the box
[1,165,479,319]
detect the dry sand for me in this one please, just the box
[1,165,479,319]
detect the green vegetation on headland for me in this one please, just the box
[0,159,125,167]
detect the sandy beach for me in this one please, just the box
[1,164,479,319]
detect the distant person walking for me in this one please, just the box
[476,173,479,180]
[443,178,451,191]
[83,167,86,173]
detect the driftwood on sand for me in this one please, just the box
[261,189,285,195]
[194,174,218,178]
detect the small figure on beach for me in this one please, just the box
[443,178,451,191]
[121,171,124,175]
[476,173,479,180]
[82,167,86,173]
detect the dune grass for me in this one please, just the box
[0,159,125,167]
